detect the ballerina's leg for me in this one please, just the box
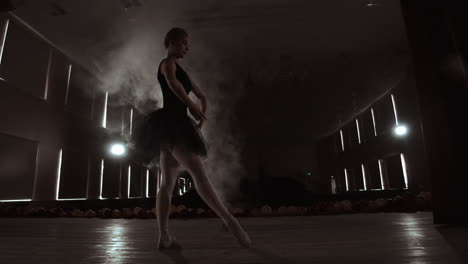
[156,149,180,249]
[169,144,252,248]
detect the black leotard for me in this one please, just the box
[128,60,208,166]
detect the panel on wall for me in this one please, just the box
[47,50,70,107]
[59,149,88,199]
[359,109,375,143]
[120,163,129,198]
[366,160,382,190]
[334,168,346,193]
[351,166,364,191]
[106,94,124,134]
[341,126,350,152]
[102,158,121,199]
[374,96,396,136]
[147,167,158,197]
[0,20,49,98]
[129,162,143,198]
[385,155,406,189]
[127,109,145,161]
[345,167,355,191]
[343,122,358,151]
[120,105,133,140]
[66,66,94,120]
[92,89,106,127]
[0,133,37,200]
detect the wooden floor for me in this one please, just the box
[0,212,467,264]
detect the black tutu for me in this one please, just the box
[125,108,208,166]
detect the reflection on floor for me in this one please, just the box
[0,212,466,264]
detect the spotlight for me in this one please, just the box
[110,143,126,156]
[365,0,379,7]
[394,125,408,136]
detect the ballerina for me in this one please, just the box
[131,27,252,250]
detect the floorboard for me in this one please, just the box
[0,212,466,264]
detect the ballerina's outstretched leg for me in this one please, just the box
[170,144,252,248]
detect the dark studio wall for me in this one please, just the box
[316,67,429,194]
[0,13,157,202]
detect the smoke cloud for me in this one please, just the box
[87,5,252,205]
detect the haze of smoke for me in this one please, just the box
[91,6,181,135]
[85,5,251,205]
[95,33,163,113]
[183,33,251,207]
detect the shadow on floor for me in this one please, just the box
[156,243,190,264]
[248,247,297,264]
[156,244,296,264]
[436,224,468,264]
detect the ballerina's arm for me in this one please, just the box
[187,75,207,114]
[162,59,207,121]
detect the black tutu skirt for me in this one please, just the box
[125,108,208,166]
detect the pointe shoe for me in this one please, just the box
[237,231,252,248]
[224,220,252,248]
[157,235,178,250]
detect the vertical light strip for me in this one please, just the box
[182,178,186,193]
[391,94,399,125]
[371,108,377,136]
[378,159,385,190]
[0,199,32,202]
[55,149,63,200]
[90,92,94,120]
[127,165,131,198]
[129,108,134,135]
[31,145,40,200]
[179,179,182,195]
[121,108,125,136]
[146,169,149,198]
[361,164,367,191]
[344,168,349,191]
[356,119,361,144]
[99,159,104,199]
[400,153,409,189]
[177,179,180,195]
[102,91,109,128]
[64,64,72,104]
[118,163,122,198]
[85,155,90,199]
[330,176,336,194]
[0,19,10,65]
[43,49,52,100]
[340,129,345,151]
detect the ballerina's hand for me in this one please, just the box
[195,119,204,129]
[197,102,207,129]
[201,98,208,116]
[189,103,207,124]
